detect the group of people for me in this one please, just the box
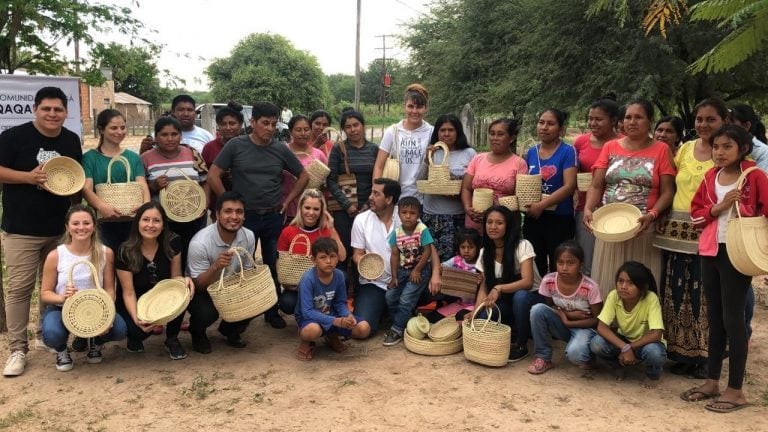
[1,84,766,415]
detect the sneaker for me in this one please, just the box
[382,329,403,347]
[264,310,287,329]
[164,338,187,360]
[35,337,56,353]
[86,343,103,364]
[3,351,27,376]
[55,350,74,372]
[191,333,212,354]
[71,337,88,353]
[126,339,145,353]
[508,344,529,363]
[527,357,554,375]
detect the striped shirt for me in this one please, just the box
[141,145,207,195]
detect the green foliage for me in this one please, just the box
[359,59,419,105]
[328,73,356,103]
[206,34,330,113]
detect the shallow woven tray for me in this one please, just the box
[428,317,463,342]
[159,168,207,223]
[404,330,463,356]
[358,253,385,280]
[591,203,642,242]
[61,260,116,338]
[42,156,85,196]
[136,278,190,325]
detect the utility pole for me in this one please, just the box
[354,0,361,111]
[375,34,395,113]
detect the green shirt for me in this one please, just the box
[598,290,666,347]
[82,149,145,185]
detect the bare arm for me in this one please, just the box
[0,165,46,185]
[372,148,389,180]
[282,171,310,214]
[329,228,347,262]
[582,167,607,228]
[352,247,366,267]
[40,250,66,305]
[207,164,225,196]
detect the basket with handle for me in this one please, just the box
[61,260,116,338]
[462,304,511,367]
[324,127,358,212]
[576,172,593,192]
[516,174,542,210]
[206,247,277,321]
[404,329,463,356]
[136,278,191,325]
[42,156,86,196]
[726,167,768,276]
[381,125,400,181]
[426,141,451,182]
[428,316,463,342]
[95,155,144,220]
[439,267,480,298]
[498,195,519,212]
[159,167,207,223]
[277,234,315,286]
[472,188,494,212]
[295,151,330,190]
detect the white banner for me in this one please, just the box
[0,75,82,139]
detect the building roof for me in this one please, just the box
[114,92,151,105]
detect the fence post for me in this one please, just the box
[460,103,475,147]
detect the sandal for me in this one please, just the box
[680,387,720,402]
[704,399,751,413]
[297,341,316,361]
[324,334,348,353]
[527,357,554,375]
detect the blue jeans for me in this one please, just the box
[386,266,430,334]
[245,211,283,313]
[529,303,595,364]
[477,289,544,346]
[42,306,127,351]
[354,283,387,335]
[590,333,667,379]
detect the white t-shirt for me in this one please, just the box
[350,208,401,290]
[715,170,738,243]
[379,120,434,200]
[477,240,541,291]
[182,126,214,155]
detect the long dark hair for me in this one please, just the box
[615,261,657,299]
[481,206,522,293]
[430,114,470,150]
[119,202,178,273]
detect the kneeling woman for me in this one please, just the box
[41,205,127,371]
[116,202,195,360]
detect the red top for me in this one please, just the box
[277,224,334,255]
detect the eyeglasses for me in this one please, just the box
[147,262,158,285]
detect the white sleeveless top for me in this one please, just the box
[714,170,738,244]
[54,245,106,298]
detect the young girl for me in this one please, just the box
[684,125,768,413]
[436,228,481,320]
[590,261,666,387]
[528,241,602,374]
[473,206,542,362]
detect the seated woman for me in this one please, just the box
[116,202,195,360]
[40,205,127,371]
[277,188,346,315]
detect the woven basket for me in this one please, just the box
[295,151,330,190]
[726,167,768,276]
[136,278,191,325]
[428,317,462,342]
[426,142,451,182]
[277,234,314,286]
[358,253,385,280]
[439,267,480,298]
[498,195,519,212]
[462,304,511,367]
[576,172,593,192]
[61,260,116,338]
[516,174,542,209]
[591,203,642,243]
[404,330,463,356]
[159,167,207,223]
[382,125,400,181]
[416,180,462,196]
[472,188,494,212]
[207,247,277,322]
[42,156,85,196]
[652,210,699,254]
[95,155,144,220]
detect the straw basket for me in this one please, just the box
[382,126,400,181]
[591,203,642,243]
[472,188,494,212]
[652,210,699,254]
[207,247,277,322]
[462,304,511,367]
[42,156,85,196]
[498,195,519,212]
[159,168,207,223]
[516,174,542,210]
[428,317,462,342]
[416,180,462,196]
[576,172,593,192]
[426,142,451,182]
[277,234,314,286]
[358,253,385,280]
[136,278,191,325]
[406,314,431,339]
[61,260,116,338]
[95,156,144,220]
[726,167,768,276]
[439,267,480,298]
[404,330,463,356]
[295,151,330,190]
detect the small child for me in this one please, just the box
[383,196,435,346]
[436,228,482,320]
[528,241,602,374]
[590,261,667,388]
[295,237,370,361]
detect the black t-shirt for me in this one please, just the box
[116,237,182,299]
[0,122,82,236]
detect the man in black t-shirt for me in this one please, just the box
[0,87,82,377]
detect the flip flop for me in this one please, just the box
[704,400,751,413]
[297,341,316,361]
[680,387,720,402]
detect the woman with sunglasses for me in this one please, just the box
[116,202,194,360]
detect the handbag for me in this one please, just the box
[94,155,144,220]
[326,134,358,212]
[726,166,768,276]
[381,125,400,181]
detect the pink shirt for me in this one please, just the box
[573,134,604,212]
[281,146,328,218]
[538,272,602,312]
[466,152,528,201]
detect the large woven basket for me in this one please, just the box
[62,260,116,338]
[426,142,451,182]
[42,156,85,196]
[428,317,463,342]
[358,253,385,280]
[498,195,519,212]
[404,330,463,356]
[652,210,699,254]
[95,155,144,220]
[136,278,191,325]
[439,267,480,298]
[207,247,277,322]
[726,167,768,276]
[277,234,314,286]
[516,174,542,210]
[295,151,330,190]
[472,188,494,212]
[159,167,207,223]
[576,172,593,192]
[591,203,641,242]
[462,304,511,367]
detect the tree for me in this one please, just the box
[206,34,330,113]
[0,0,145,74]
[327,73,355,103]
[359,59,420,106]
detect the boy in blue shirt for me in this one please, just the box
[295,237,370,360]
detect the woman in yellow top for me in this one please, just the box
[655,98,726,380]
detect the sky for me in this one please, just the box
[87,0,430,91]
